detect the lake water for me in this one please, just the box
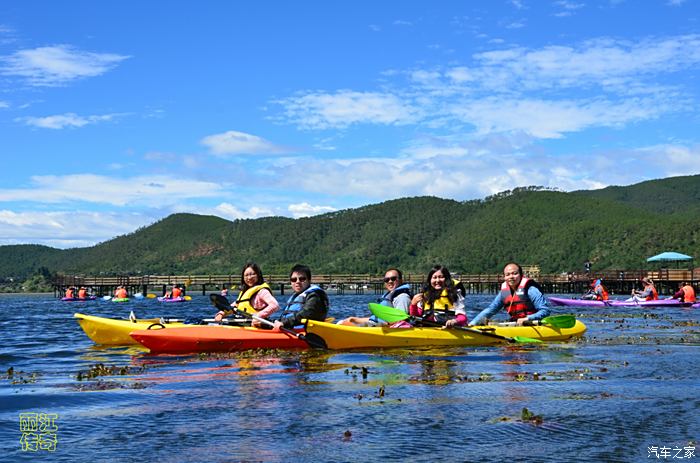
[1,293,698,462]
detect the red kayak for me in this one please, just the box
[129,325,308,353]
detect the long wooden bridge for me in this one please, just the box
[52,267,696,298]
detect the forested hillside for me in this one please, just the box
[2,175,699,282]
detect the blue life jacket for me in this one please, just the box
[378,283,412,307]
[284,284,323,311]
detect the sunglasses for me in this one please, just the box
[290,276,307,283]
[383,276,399,283]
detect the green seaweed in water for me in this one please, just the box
[521,407,544,425]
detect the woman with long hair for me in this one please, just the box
[214,261,279,326]
[409,264,467,327]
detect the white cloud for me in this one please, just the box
[213,202,275,220]
[201,130,287,156]
[553,0,585,16]
[449,96,666,138]
[469,35,700,90]
[0,174,223,206]
[505,21,526,29]
[277,90,420,129]
[274,35,700,139]
[265,142,700,202]
[0,100,8,108]
[1,45,129,86]
[18,112,122,129]
[288,202,336,218]
[0,210,153,248]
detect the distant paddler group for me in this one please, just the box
[62,286,96,301]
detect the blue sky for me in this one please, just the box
[1,0,699,248]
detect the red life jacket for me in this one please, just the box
[681,285,696,303]
[501,277,538,321]
[171,287,182,298]
[65,288,74,298]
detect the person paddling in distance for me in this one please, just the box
[78,286,89,299]
[214,262,279,327]
[65,286,76,299]
[337,268,413,326]
[114,285,128,299]
[671,281,696,303]
[582,278,609,301]
[271,264,329,331]
[631,277,658,301]
[408,265,467,327]
[470,262,550,327]
[165,284,183,299]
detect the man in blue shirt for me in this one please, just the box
[470,262,550,326]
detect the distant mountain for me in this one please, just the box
[576,174,700,214]
[2,175,699,280]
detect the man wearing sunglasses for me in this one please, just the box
[272,264,329,330]
[338,268,413,326]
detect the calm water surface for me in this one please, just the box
[1,293,698,462]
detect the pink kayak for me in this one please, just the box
[549,296,698,308]
[61,296,97,301]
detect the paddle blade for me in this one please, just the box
[368,302,410,323]
[512,336,543,344]
[184,295,192,301]
[210,294,230,311]
[540,315,576,329]
[146,293,157,299]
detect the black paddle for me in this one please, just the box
[210,294,326,348]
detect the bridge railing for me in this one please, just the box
[53,269,695,287]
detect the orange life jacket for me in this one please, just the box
[115,288,128,298]
[78,289,87,298]
[594,282,609,301]
[171,287,182,298]
[65,288,74,298]
[681,285,696,303]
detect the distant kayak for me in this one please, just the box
[549,296,697,308]
[61,296,97,301]
[157,296,186,303]
[112,297,130,303]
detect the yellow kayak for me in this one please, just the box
[74,313,252,345]
[304,319,587,350]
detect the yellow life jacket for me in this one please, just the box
[423,280,460,314]
[235,283,272,314]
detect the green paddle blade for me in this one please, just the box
[540,315,576,329]
[368,302,410,323]
[511,336,543,343]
